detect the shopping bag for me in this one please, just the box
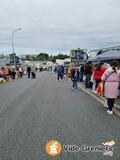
[96,82,104,96]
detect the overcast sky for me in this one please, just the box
[0,0,120,55]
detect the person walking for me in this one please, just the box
[27,66,31,79]
[19,65,23,78]
[60,65,64,79]
[93,62,106,89]
[79,64,84,82]
[11,66,16,79]
[101,60,120,115]
[71,66,79,91]
[31,66,36,79]
[56,65,62,80]
[84,61,92,88]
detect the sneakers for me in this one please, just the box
[107,110,113,115]
[72,87,78,91]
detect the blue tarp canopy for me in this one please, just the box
[89,50,120,62]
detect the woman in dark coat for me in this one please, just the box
[71,66,79,91]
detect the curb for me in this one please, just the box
[65,76,120,117]
[79,84,120,117]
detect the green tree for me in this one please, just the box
[25,55,30,60]
[48,55,53,61]
[21,53,70,62]
[57,53,69,59]
[37,53,49,61]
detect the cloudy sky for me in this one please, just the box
[0,0,120,55]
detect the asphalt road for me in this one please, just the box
[0,72,120,160]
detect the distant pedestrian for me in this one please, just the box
[84,61,92,88]
[93,62,106,89]
[35,67,38,72]
[101,60,120,115]
[91,64,97,93]
[71,66,79,91]
[79,64,84,82]
[39,67,43,72]
[31,66,36,79]
[60,65,64,79]
[19,65,23,78]
[27,66,31,79]
[11,67,16,79]
[67,66,72,78]
[56,65,62,80]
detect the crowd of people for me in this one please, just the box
[1,60,120,115]
[0,64,39,82]
[0,63,52,83]
[0,64,46,82]
[55,60,120,115]
[0,64,24,83]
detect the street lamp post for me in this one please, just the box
[11,28,22,65]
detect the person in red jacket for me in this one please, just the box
[93,62,106,89]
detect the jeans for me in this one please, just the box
[72,80,78,90]
[57,73,61,80]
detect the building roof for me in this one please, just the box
[89,50,120,62]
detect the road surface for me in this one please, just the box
[0,72,120,160]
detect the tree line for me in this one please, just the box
[22,53,70,62]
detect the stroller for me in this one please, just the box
[31,67,36,79]
[31,72,36,79]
